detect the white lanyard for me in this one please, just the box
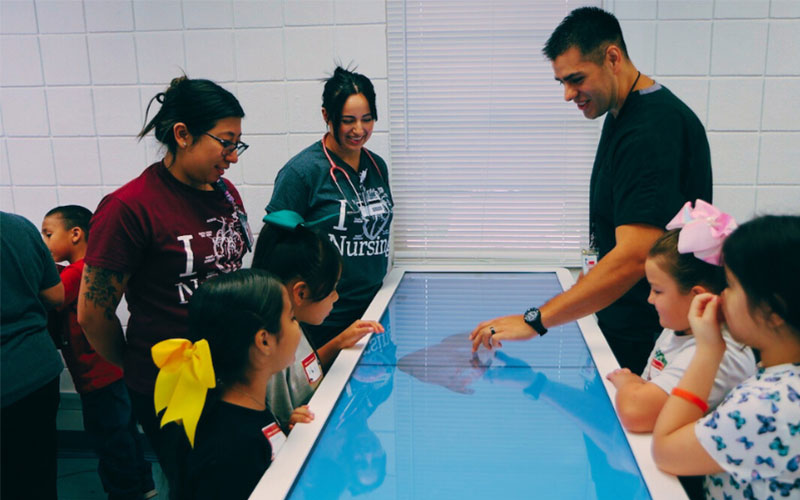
[321,133,383,214]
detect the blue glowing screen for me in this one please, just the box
[287,272,651,499]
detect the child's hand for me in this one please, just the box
[606,368,643,389]
[288,405,314,431]
[336,320,384,350]
[688,293,726,355]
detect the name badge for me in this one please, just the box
[302,352,322,384]
[262,422,287,460]
[581,248,598,275]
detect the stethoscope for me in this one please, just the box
[321,133,384,214]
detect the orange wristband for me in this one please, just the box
[671,387,709,413]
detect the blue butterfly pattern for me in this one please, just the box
[758,414,777,434]
[769,437,789,457]
[706,410,720,429]
[737,436,754,450]
[713,435,727,451]
[787,385,799,403]
[789,421,800,436]
[728,410,746,429]
[787,455,799,473]
[755,455,775,468]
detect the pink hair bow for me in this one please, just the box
[665,199,737,266]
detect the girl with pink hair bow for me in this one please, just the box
[607,200,757,496]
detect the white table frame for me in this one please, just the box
[250,265,687,500]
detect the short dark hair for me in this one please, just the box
[543,6,629,64]
[45,205,93,241]
[722,215,800,334]
[139,76,244,161]
[648,229,726,294]
[322,66,377,146]
[188,269,284,388]
[251,224,342,302]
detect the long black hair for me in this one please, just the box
[188,269,284,389]
[139,75,244,162]
[252,224,342,302]
[722,215,800,334]
[322,66,377,145]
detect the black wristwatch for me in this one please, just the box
[523,307,548,336]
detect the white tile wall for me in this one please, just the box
[6,138,55,185]
[1,0,797,242]
[1,87,50,136]
[658,0,713,19]
[766,20,800,75]
[334,0,385,24]
[713,185,756,222]
[88,33,139,84]
[235,29,285,82]
[618,21,656,75]
[40,34,92,85]
[707,132,758,184]
[758,133,800,184]
[135,31,186,84]
[183,0,233,29]
[710,21,768,75]
[707,78,763,131]
[284,26,335,80]
[756,186,800,214]
[133,0,183,31]
[0,140,10,185]
[93,86,143,136]
[84,0,135,32]
[762,78,800,130]
[655,21,711,75]
[286,80,324,133]
[35,0,85,34]
[334,24,387,79]
[185,30,237,82]
[771,0,800,18]
[714,0,770,18]
[238,82,289,133]
[1,1,38,34]
[0,35,43,86]
[46,87,96,136]
[52,138,102,185]
[233,0,283,28]
[284,0,334,26]
[97,136,146,185]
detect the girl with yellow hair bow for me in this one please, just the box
[152,269,301,500]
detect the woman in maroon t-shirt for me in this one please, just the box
[78,76,251,499]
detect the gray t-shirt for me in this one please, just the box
[1,212,64,407]
[267,141,393,347]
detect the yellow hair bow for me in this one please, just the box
[152,338,216,447]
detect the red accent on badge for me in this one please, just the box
[262,422,282,440]
[651,359,665,371]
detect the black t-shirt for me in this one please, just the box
[183,401,276,500]
[590,84,712,341]
[267,141,393,348]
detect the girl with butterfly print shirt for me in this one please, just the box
[652,215,800,500]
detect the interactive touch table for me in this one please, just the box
[252,267,688,499]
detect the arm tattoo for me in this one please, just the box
[83,265,125,321]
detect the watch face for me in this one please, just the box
[524,308,540,323]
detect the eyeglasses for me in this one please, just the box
[204,132,249,157]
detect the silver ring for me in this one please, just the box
[490,326,496,335]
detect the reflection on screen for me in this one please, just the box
[288,273,651,499]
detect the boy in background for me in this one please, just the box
[42,205,156,500]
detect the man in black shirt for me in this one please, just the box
[471,7,712,375]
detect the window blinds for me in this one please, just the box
[386,0,601,265]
